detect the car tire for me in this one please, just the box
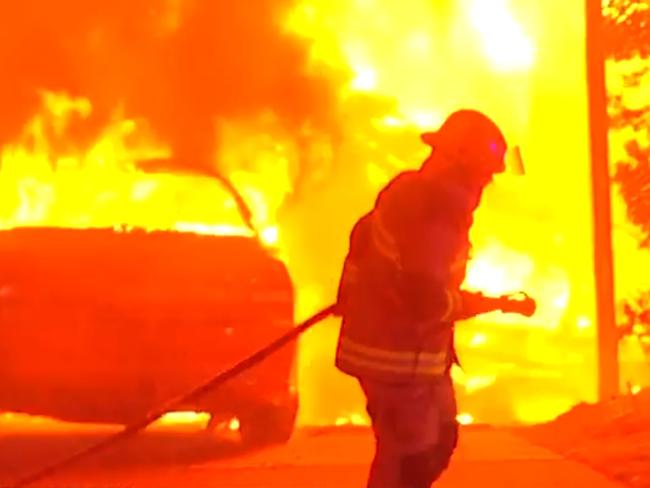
[238,403,297,447]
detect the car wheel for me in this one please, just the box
[238,403,297,447]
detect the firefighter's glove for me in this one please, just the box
[498,292,537,317]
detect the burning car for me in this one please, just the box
[0,226,298,445]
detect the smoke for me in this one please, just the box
[0,0,338,172]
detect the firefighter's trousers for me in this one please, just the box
[359,375,459,488]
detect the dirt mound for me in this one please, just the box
[518,388,650,487]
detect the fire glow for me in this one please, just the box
[0,92,275,237]
[0,0,648,430]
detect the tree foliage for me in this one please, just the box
[603,0,650,343]
[603,0,650,246]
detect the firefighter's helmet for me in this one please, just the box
[420,109,507,175]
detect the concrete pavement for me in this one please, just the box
[0,425,628,487]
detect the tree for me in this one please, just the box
[602,0,650,351]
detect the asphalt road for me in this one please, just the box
[0,424,627,488]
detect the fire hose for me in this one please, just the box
[8,304,337,488]
[8,292,534,488]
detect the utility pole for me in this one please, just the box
[585,0,619,400]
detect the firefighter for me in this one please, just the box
[334,109,535,488]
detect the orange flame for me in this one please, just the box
[3,0,649,432]
[285,0,617,426]
[0,92,280,239]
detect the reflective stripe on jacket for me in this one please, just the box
[337,336,448,377]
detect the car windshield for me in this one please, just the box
[0,171,254,238]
